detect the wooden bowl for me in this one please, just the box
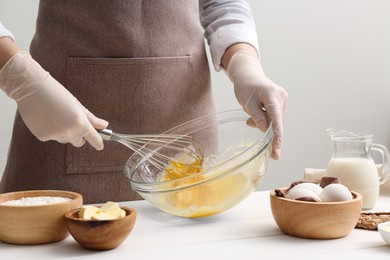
[0,190,82,244]
[65,207,137,251]
[270,188,362,239]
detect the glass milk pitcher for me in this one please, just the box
[326,128,390,210]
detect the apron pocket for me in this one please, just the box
[65,56,191,174]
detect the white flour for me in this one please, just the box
[0,196,71,206]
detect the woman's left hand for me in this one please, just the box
[225,48,288,160]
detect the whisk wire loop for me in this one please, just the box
[98,129,204,178]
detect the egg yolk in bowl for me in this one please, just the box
[156,149,265,218]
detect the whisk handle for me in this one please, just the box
[97,128,113,141]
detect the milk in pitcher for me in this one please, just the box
[326,157,379,209]
[326,128,390,210]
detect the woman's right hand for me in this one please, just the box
[0,49,108,150]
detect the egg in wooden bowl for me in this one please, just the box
[0,190,82,245]
[270,178,362,239]
[64,202,137,251]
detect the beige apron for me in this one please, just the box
[0,0,216,203]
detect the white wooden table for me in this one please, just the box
[1,190,390,259]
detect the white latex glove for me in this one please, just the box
[0,51,108,150]
[227,51,288,160]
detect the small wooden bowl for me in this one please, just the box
[270,188,362,239]
[65,207,137,251]
[0,190,82,244]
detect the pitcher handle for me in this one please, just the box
[372,143,390,185]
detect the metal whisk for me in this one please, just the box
[98,129,204,176]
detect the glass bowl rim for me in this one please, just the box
[126,109,273,192]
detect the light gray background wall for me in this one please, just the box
[1,0,390,190]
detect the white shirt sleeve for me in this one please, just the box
[0,22,15,41]
[199,0,259,71]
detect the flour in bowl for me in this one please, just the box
[0,196,72,206]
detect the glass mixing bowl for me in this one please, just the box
[124,109,273,218]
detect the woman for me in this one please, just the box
[0,0,287,203]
